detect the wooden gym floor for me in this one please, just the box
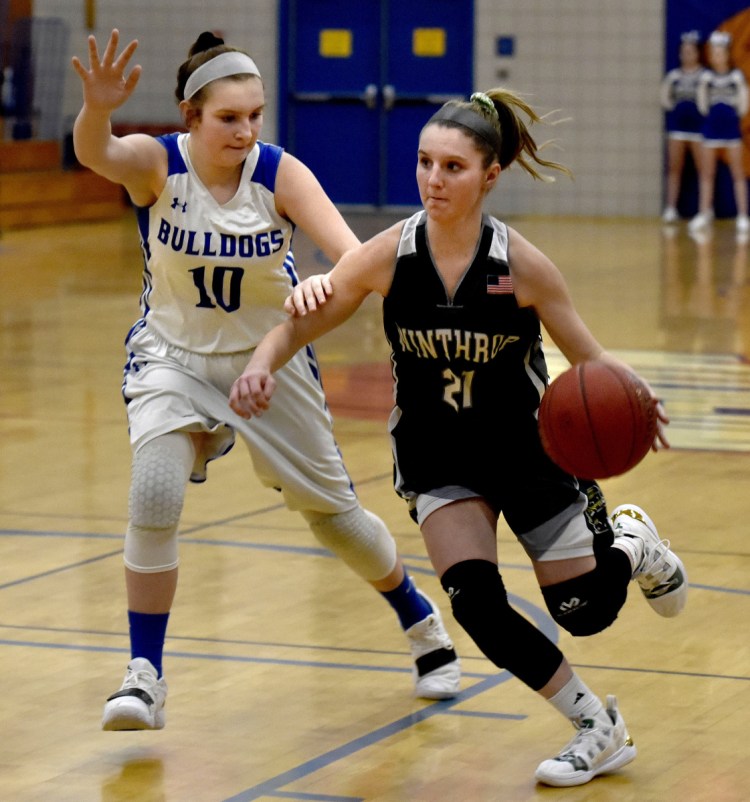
[0,211,748,801]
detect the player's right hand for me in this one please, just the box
[284,272,333,316]
[71,29,141,113]
[229,367,277,418]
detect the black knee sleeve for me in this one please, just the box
[441,560,563,691]
[541,557,628,636]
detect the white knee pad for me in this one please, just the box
[304,507,398,582]
[124,523,180,573]
[124,433,194,573]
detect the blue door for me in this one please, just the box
[280,0,474,207]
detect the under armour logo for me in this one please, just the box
[171,197,188,212]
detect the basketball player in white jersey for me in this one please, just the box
[71,28,460,732]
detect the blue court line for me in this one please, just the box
[0,527,535,586]
[0,581,555,674]
[0,621,489,663]
[267,793,363,802]
[572,662,750,682]
[2,527,746,596]
[443,709,526,720]
[218,641,750,802]
[0,548,123,590]
[1,634,745,686]
[2,632,747,799]
[655,382,750,393]
[0,638,492,677]
[222,672,512,802]
[691,582,750,595]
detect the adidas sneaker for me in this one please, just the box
[535,695,637,787]
[611,504,688,617]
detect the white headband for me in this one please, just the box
[184,51,261,100]
[709,31,731,48]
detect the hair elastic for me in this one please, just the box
[184,51,261,100]
[427,102,503,158]
[470,91,499,119]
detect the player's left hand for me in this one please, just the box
[652,398,670,451]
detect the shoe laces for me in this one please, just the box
[555,715,614,769]
[639,538,675,584]
[407,614,441,647]
[555,710,615,770]
[123,666,158,690]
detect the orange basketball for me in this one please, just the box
[538,360,658,479]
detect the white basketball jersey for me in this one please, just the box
[133,133,296,353]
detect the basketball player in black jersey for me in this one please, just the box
[230,89,687,787]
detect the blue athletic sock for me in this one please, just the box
[128,610,169,677]
[381,574,432,630]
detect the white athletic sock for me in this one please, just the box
[611,534,644,575]
[547,674,607,727]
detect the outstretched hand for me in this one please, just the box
[229,364,277,419]
[284,272,333,316]
[71,29,141,113]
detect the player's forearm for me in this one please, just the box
[73,106,119,173]
[251,320,306,374]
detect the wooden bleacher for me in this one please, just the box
[0,139,127,228]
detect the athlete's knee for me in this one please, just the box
[129,433,193,529]
[440,559,563,689]
[303,507,398,582]
[541,566,627,636]
[124,433,193,573]
[440,559,509,627]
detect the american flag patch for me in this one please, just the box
[486,274,513,295]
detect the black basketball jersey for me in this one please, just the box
[384,211,551,498]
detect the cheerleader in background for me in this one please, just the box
[660,30,705,224]
[689,30,750,234]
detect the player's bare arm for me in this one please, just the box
[231,227,400,418]
[275,154,361,263]
[72,29,166,205]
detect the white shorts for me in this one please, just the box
[409,485,593,562]
[667,131,702,143]
[122,324,358,514]
[703,138,742,149]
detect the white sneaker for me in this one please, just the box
[535,695,637,787]
[688,211,713,232]
[661,207,679,224]
[736,215,750,233]
[405,593,460,699]
[611,504,687,617]
[102,658,167,731]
